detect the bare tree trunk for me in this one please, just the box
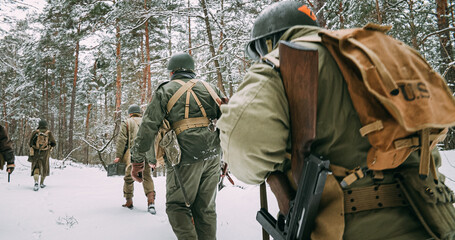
[437,0,455,89]
[144,0,152,103]
[338,1,344,29]
[2,101,7,134]
[58,69,64,159]
[85,103,92,164]
[44,63,49,120]
[168,16,172,57]
[188,0,192,55]
[115,19,122,133]
[69,23,80,153]
[141,34,147,105]
[313,0,326,28]
[375,0,382,24]
[200,0,227,96]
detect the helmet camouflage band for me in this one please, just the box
[246,1,318,60]
[167,52,195,72]
[128,104,141,115]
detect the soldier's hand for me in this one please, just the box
[114,157,120,163]
[131,162,145,183]
[6,164,15,174]
[149,164,156,172]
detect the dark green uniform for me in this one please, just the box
[131,71,223,239]
[217,25,450,240]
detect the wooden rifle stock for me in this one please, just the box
[257,41,325,240]
[269,41,318,216]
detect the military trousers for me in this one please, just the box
[123,162,154,199]
[166,157,220,240]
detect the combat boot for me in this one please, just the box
[122,198,133,209]
[147,191,156,214]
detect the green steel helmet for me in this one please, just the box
[128,104,141,115]
[246,1,318,60]
[167,52,195,72]
[38,119,48,129]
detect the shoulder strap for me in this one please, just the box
[166,79,199,113]
[200,81,222,107]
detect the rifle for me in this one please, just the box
[218,161,235,190]
[172,164,191,207]
[8,172,10,183]
[256,41,330,240]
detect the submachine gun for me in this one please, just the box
[256,41,330,240]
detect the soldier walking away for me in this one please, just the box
[29,119,56,191]
[114,104,156,214]
[130,52,224,240]
[217,1,455,240]
[0,124,15,179]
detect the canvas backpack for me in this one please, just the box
[34,130,50,150]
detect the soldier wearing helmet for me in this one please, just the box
[218,1,436,239]
[131,52,224,239]
[114,104,156,214]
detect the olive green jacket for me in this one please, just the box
[217,25,442,240]
[115,115,142,159]
[131,72,223,165]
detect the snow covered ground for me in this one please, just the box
[0,151,454,240]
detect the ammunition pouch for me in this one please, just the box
[159,129,181,166]
[396,168,455,240]
[107,162,126,176]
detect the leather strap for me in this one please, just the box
[200,81,221,107]
[172,117,210,135]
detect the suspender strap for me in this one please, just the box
[190,90,207,117]
[419,129,431,178]
[200,81,221,107]
[172,117,210,135]
[167,79,199,113]
[185,91,191,118]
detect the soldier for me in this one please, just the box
[0,124,15,176]
[29,119,56,191]
[217,1,455,240]
[114,104,156,214]
[130,52,223,240]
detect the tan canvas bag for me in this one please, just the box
[311,23,455,175]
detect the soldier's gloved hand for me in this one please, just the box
[131,162,145,183]
[6,164,15,174]
[149,164,156,172]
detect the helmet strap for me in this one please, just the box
[266,39,273,53]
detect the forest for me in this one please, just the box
[0,0,454,166]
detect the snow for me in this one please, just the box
[0,156,278,240]
[1,151,454,240]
